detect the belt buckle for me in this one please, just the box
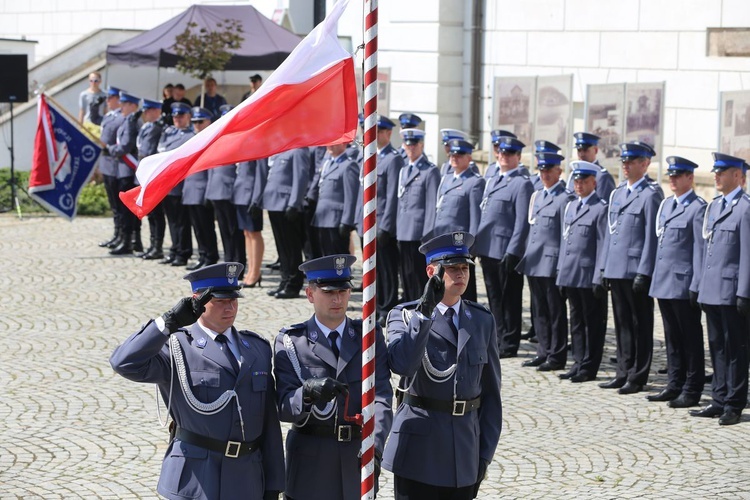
[452,400,466,416]
[225,441,241,458]
[337,425,352,442]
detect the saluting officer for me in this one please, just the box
[440,129,480,176]
[598,141,663,395]
[354,116,404,323]
[97,86,125,249]
[646,156,706,408]
[263,147,311,299]
[566,132,616,200]
[556,161,609,383]
[183,107,220,271]
[384,231,502,499]
[517,152,575,371]
[106,91,141,256]
[310,142,359,256]
[207,104,243,266]
[474,135,534,358]
[692,153,750,426]
[432,139,484,302]
[136,98,167,260]
[396,128,441,302]
[273,255,393,500]
[110,262,285,500]
[158,102,195,267]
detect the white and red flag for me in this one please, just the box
[120,0,357,218]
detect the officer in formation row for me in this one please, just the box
[111,232,502,499]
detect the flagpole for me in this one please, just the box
[45,94,105,146]
[361,0,377,499]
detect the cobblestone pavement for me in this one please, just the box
[1,213,749,499]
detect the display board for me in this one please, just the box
[719,90,750,163]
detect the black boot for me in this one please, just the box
[110,231,134,255]
[98,228,119,248]
[132,230,144,254]
[144,241,164,260]
[107,228,124,249]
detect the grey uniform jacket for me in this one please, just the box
[474,167,534,259]
[99,109,124,177]
[182,170,208,206]
[232,159,268,207]
[206,164,238,201]
[110,322,285,500]
[566,160,616,200]
[556,194,609,288]
[697,193,750,306]
[600,180,663,280]
[383,301,502,488]
[108,114,139,179]
[432,169,485,238]
[396,157,441,242]
[516,182,575,277]
[273,316,393,500]
[262,148,310,212]
[311,153,360,228]
[354,143,404,236]
[137,121,164,159]
[157,126,196,197]
[649,191,706,300]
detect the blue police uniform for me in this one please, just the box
[304,146,330,259]
[384,232,502,498]
[98,88,125,246]
[273,255,393,499]
[158,102,196,266]
[693,153,750,424]
[474,135,534,357]
[310,151,359,255]
[599,142,663,393]
[263,148,311,297]
[565,132,616,200]
[137,99,167,260]
[647,156,706,406]
[556,162,609,381]
[183,107,219,270]
[396,129,441,302]
[397,113,422,161]
[110,263,285,499]
[516,153,575,370]
[440,130,480,176]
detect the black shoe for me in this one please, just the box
[276,289,300,299]
[160,256,175,265]
[657,367,668,375]
[599,378,626,389]
[537,361,565,372]
[110,233,134,255]
[618,382,643,395]
[646,388,680,402]
[522,356,545,367]
[98,233,119,248]
[570,374,595,383]
[267,288,281,297]
[528,336,538,344]
[186,259,206,271]
[719,409,742,426]
[609,356,617,364]
[668,395,701,408]
[690,404,724,418]
[106,234,124,249]
[136,246,153,258]
[558,370,577,380]
[499,351,517,359]
[242,276,263,288]
[520,330,535,341]
[265,260,280,269]
[144,249,164,260]
[170,258,188,267]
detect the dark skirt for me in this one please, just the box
[235,204,263,232]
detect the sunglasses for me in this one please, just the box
[90,79,100,83]
[192,119,207,124]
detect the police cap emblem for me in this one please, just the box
[334,256,346,276]
[453,232,465,246]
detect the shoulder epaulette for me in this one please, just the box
[696,196,707,205]
[743,193,750,203]
[521,174,530,179]
[464,300,492,314]
[238,330,271,345]
[279,322,306,334]
[600,199,608,205]
[646,184,656,191]
[472,171,481,178]
[713,194,722,200]
[617,181,627,188]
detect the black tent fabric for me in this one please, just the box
[106,4,301,70]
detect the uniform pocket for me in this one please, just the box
[159,442,209,498]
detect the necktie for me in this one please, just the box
[215,334,240,373]
[328,330,340,359]
[444,308,459,339]
[626,187,632,198]
[722,197,728,211]
[407,163,414,177]
[672,198,679,211]
[543,190,549,199]
[576,200,583,213]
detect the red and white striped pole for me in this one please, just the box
[361,0,378,498]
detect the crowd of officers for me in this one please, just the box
[101,75,750,498]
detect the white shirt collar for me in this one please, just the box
[579,192,595,205]
[627,176,646,191]
[197,320,232,341]
[723,186,743,204]
[436,301,460,320]
[676,189,693,205]
[314,316,348,339]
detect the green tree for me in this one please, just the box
[172,19,244,106]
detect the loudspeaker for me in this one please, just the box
[0,54,29,103]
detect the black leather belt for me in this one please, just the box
[175,427,260,458]
[292,424,362,442]
[403,394,481,416]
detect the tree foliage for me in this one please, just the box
[173,20,244,81]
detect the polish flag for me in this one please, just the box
[120,0,357,218]
[123,153,138,171]
[29,94,56,191]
